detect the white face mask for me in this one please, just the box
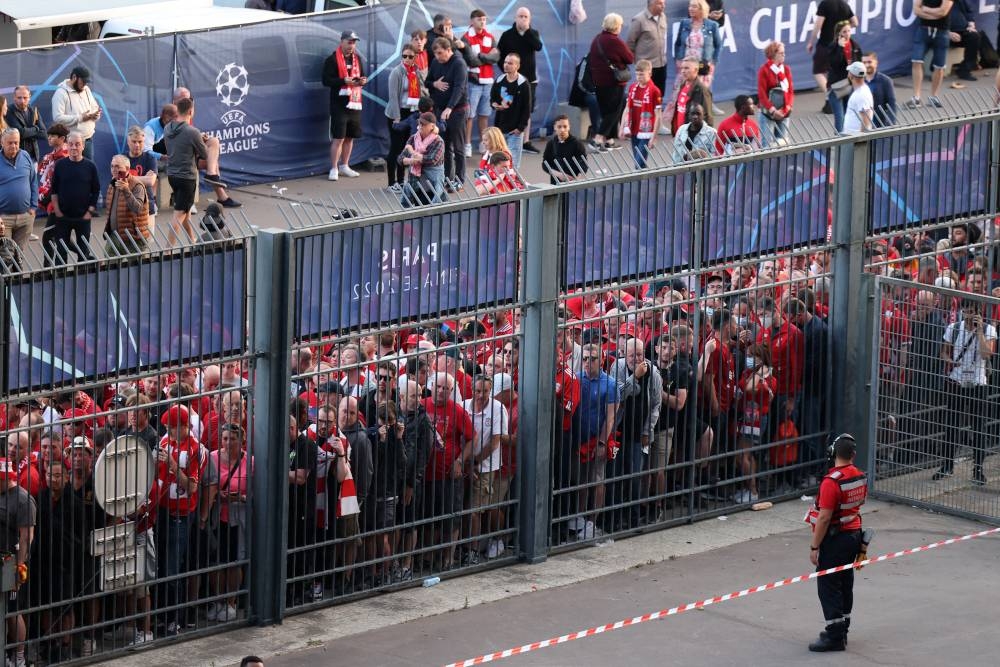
[760,315,773,330]
[746,356,756,369]
[704,306,715,318]
[735,316,748,327]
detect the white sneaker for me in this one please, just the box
[464,143,473,157]
[339,165,360,178]
[658,125,671,136]
[487,539,505,558]
[327,168,339,181]
[81,638,96,657]
[577,520,596,540]
[205,601,221,621]
[128,630,154,646]
[311,581,324,601]
[217,604,238,622]
[11,655,26,667]
[733,489,753,504]
[189,205,198,215]
[569,516,585,531]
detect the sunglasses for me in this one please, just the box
[401,54,415,59]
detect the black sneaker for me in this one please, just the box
[972,467,987,486]
[220,197,242,208]
[821,100,832,114]
[522,142,541,154]
[957,71,977,82]
[203,174,228,188]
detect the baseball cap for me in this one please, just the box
[581,328,607,344]
[109,394,128,408]
[404,333,425,350]
[62,407,90,420]
[66,435,93,454]
[618,322,638,339]
[161,405,190,428]
[316,380,346,395]
[341,30,360,42]
[491,372,514,396]
[670,278,688,293]
[0,458,16,481]
[846,62,866,78]
[13,398,43,410]
[70,65,91,83]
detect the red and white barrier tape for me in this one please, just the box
[443,526,1000,667]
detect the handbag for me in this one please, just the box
[769,419,800,467]
[768,86,786,111]
[596,36,631,83]
[698,61,711,77]
[830,78,851,99]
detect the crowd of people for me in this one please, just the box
[0,71,240,269]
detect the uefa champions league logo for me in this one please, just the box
[216,63,249,126]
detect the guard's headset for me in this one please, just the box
[828,433,857,462]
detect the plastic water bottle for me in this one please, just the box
[422,576,441,587]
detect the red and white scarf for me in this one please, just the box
[404,63,421,110]
[627,83,657,139]
[336,47,363,110]
[465,26,495,84]
[673,82,693,134]
[769,60,789,109]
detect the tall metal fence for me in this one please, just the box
[2,109,999,665]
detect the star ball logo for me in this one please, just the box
[209,62,271,155]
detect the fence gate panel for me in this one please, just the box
[870,276,1000,523]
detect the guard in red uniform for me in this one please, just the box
[805,433,867,651]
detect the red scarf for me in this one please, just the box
[336,47,363,110]
[673,82,693,135]
[465,26,496,84]
[842,41,851,64]
[627,82,658,139]
[404,63,421,110]
[415,50,428,72]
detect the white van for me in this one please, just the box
[100,6,284,39]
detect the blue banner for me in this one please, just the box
[5,248,246,393]
[703,149,832,262]
[295,203,519,338]
[869,121,990,231]
[564,174,694,288]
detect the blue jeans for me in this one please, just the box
[758,111,789,146]
[827,89,847,134]
[157,511,194,626]
[911,25,950,70]
[401,164,445,207]
[631,137,650,168]
[584,92,601,139]
[505,131,524,169]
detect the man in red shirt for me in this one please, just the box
[715,94,762,155]
[756,296,805,474]
[806,433,867,652]
[422,372,476,568]
[153,405,201,635]
[698,309,738,493]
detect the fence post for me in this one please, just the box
[517,191,561,563]
[830,139,875,468]
[250,228,293,625]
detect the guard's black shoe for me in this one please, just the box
[820,630,848,647]
[809,633,846,652]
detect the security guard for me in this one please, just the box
[805,433,868,652]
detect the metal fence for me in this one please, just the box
[2,107,1000,665]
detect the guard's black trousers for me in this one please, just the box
[816,529,862,639]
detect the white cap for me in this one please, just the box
[846,61,866,78]
[491,372,514,396]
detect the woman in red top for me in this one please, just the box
[757,40,794,146]
[587,13,634,150]
[477,127,512,173]
[735,343,776,503]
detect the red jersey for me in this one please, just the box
[737,368,777,436]
[624,82,662,139]
[499,398,518,479]
[154,435,202,516]
[422,398,476,481]
[757,322,805,395]
[715,113,762,153]
[17,455,44,496]
[878,304,910,382]
[555,363,582,432]
[702,334,737,412]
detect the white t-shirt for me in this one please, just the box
[844,84,874,134]
[944,320,997,386]
[462,398,508,473]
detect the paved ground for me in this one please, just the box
[105,498,1000,667]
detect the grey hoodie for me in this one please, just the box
[163,119,208,180]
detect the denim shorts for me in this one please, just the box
[911,25,950,70]
[468,82,493,117]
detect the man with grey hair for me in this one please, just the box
[45,131,100,264]
[6,86,45,161]
[0,128,38,263]
[105,154,150,255]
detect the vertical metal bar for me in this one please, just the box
[518,191,560,563]
[830,139,875,469]
[249,228,293,625]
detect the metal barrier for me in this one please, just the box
[2,106,1000,664]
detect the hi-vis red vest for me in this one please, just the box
[805,465,867,532]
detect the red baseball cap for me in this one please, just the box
[62,407,90,420]
[161,405,190,428]
[404,334,425,350]
[0,458,17,480]
[618,322,638,338]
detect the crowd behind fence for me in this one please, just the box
[0,112,997,665]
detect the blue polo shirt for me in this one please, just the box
[573,370,619,442]
[0,149,38,214]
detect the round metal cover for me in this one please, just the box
[93,436,154,518]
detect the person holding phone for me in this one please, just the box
[322,31,368,182]
[104,153,150,256]
[936,299,997,485]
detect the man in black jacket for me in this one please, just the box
[497,7,543,153]
[542,114,588,184]
[322,31,368,181]
[6,86,45,162]
[397,379,433,581]
[428,38,469,189]
[490,53,532,169]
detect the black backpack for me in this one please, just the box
[569,54,595,107]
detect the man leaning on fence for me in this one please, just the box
[105,154,151,256]
[0,127,38,269]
